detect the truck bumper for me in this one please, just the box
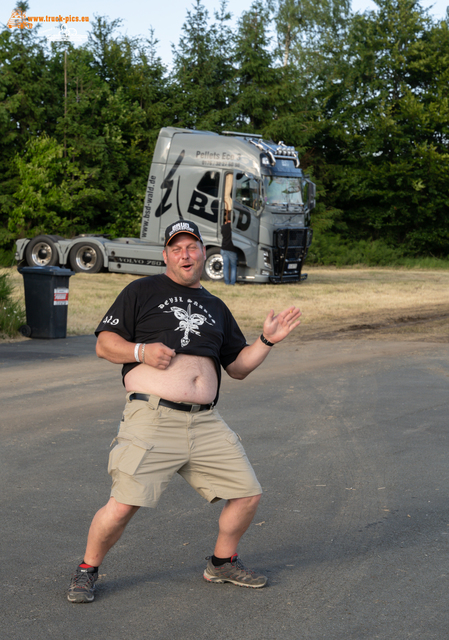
[269,272,308,283]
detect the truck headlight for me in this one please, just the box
[262,249,271,268]
[276,231,286,248]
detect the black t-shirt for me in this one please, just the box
[95,274,247,405]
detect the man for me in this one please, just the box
[67,220,301,603]
[220,209,239,285]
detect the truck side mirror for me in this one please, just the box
[306,178,316,210]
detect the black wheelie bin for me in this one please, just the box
[18,266,75,339]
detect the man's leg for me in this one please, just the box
[229,251,238,285]
[203,494,267,588]
[84,497,140,566]
[68,497,139,603]
[221,250,230,285]
[213,494,261,558]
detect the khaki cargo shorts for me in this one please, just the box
[107,393,262,508]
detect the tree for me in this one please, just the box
[1,13,171,244]
[8,134,104,238]
[273,0,348,66]
[0,2,60,249]
[54,70,151,236]
[233,0,278,132]
[170,0,236,130]
[309,0,449,255]
[86,15,168,113]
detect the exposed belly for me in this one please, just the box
[124,353,218,405]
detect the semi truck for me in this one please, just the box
[15,126,316,283]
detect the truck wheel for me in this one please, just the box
[69,243,104,273]
[25,235,59,267]
[202,248,224,281]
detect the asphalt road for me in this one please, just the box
[1,335,448,640]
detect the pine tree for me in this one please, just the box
[233,0,278,132]
[170,0,236,130]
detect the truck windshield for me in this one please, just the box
[263,176,305,206]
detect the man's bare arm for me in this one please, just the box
[96,331,175,370]
[225,306,301,380]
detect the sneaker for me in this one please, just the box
[67,566,98,603]
[203,554,267,588]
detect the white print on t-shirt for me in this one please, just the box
[158,296,216,324]
[164,303,214,347]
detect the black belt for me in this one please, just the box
[129,393,213,413]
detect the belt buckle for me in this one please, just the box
[190,404,201,413]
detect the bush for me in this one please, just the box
[0,249,16,267]
[0,270,26,338]
[307,231,449,269]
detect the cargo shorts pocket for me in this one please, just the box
[108,432,154,477]
[225,430,242,445]
[223,430,246,458]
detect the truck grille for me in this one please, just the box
[275,229,306,249]
[272,228,307,281]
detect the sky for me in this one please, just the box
[3,0,448,65]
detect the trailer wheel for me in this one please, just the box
[25,235,59,267]
[203,248,223,281]
[69,243,104,273]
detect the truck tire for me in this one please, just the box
[69,242,104,273]
[25,235,60,267]
[202,247,224,281]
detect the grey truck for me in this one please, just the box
[15,127,316,283]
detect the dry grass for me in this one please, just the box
[212,267,449,342]
[4,266,449,343]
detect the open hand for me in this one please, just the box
[262,306,301,345]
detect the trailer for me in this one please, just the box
[16,127,316,283]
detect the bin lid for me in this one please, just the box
[18,266,75,276]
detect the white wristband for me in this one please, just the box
[134,343,142,363]
[141,343,146,364]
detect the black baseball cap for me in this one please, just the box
[164,220,203,246]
